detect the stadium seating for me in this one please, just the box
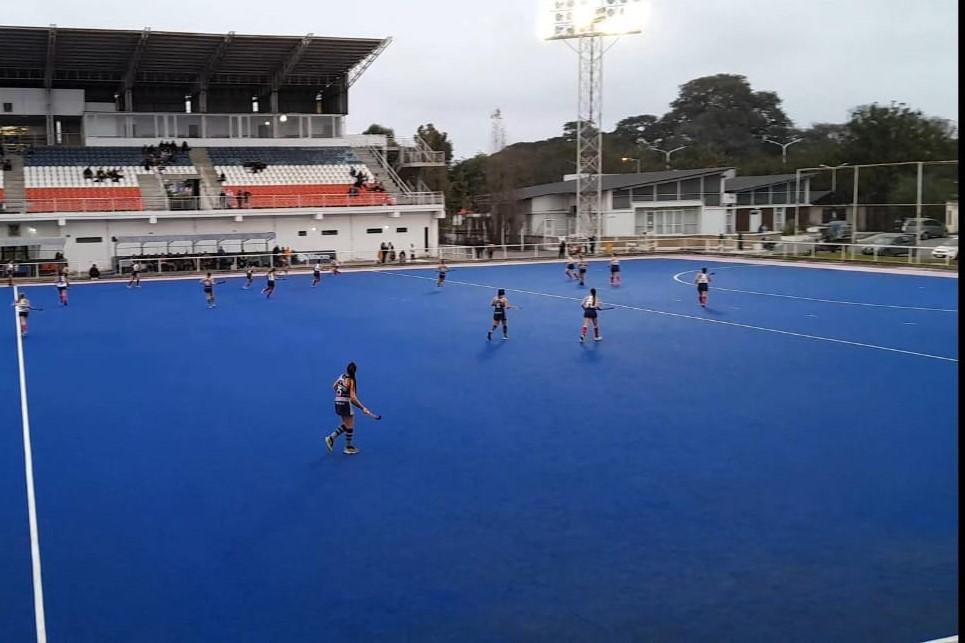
[210,147,390,207]
[24,147,196,213]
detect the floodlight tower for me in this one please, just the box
[491,108,507,153]
[542,0,644,239]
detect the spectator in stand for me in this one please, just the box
[589,235,596,255]
[399,250,406,263]
[244,191,252,208]
[95,169,106,182]
[89,264,100,280]
[83,167,93,181]
[225,188,234,209]
[218,172,226,183]
[379,242,387,263]
[219,190,227,209]
[181,141,190,152]
[388,243,395,262]
[558,238,566,258]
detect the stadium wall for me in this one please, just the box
[0,210,440,269]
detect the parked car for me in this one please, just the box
[931,238,958,260]
[901,218,947,239]
[860,233,916,256]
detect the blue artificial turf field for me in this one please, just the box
[1,258,959,642]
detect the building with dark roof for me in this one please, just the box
[513,168,817,238]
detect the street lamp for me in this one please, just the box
[762,136,803,165]
[639,139,688,169]
[621,157,641,172]
[819,163,849,193]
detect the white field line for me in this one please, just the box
[12,286,48,643]
[381,272,958,363]
[672,269,958,313]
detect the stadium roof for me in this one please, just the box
[516,168,734,200]
[0,25,388,89]
[725,174,810,192]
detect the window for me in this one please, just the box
[395,227,408,233]
[612,189,631,209]
[2,102,12,113]
[75,237,103,243]
[630,186,654,202]
[773,207,786,232]
[636,208,700,235]
[680,178,702,200]
[366,228,382,234]
[297,231,307,237]
[753,188,770,206]
[321,230,338,236]
[8,224,20,237]
[656,182,678,201]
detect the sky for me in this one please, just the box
[3,0,959,158]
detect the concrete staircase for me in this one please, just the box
[353,147,410,194]
[189,148,221,209]
[136,173,169,211]
[2,154,26,212]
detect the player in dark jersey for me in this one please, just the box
[262,267,276,298]
[200,273,216,308]
[325,362,380,455]
[243,266,255,289]
[312,262,322,287]
[437,260,448,287]
[609,256,621,286]
[565,257,577,281]
[577,258,588,287]
[487,288,514,341]
[579,288,603,344]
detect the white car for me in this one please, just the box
[931,238,958,260]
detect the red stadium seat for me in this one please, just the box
[26,188,144,213]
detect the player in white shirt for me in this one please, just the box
[312,262,323,288]
[579,287,603,344]
[127,261,143,288]
[56,273,69,306]
[13,293,36,336]
[695,268,712,307]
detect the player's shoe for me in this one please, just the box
[579,335,584,344]
[325,435,334,452]
[594,336,603,341]
[343,445,360,455]
[502,335,509,340]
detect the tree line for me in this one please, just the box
[367,74,958,237]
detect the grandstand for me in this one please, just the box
[0,25,445,269]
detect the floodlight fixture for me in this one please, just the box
[540,0,645,41]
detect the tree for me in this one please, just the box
[416,123,454,163]
[612,114,659,143]
[416,123,453,193]
[842,102,957,165]
[362,123,395,140]
[656,74,793,159]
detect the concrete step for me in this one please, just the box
[189,148,221,209]
[136,173,169,211]
[2,154,26,205]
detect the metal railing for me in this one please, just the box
[5,234,956,284]
[0,191,444,214]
